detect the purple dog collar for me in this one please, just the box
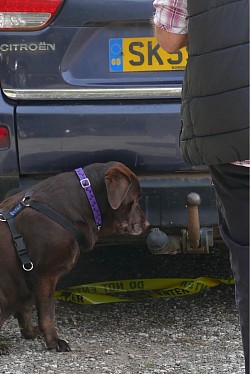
[74,168,102,231]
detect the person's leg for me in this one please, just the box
[209,164,249,373]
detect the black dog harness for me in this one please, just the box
[0,168,102,272]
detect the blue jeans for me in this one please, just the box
[209,164,249,374]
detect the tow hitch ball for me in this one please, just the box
[147,192,213,255]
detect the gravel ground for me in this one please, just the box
[0,245,245,374]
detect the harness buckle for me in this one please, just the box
[13,236,26,250]
[80,178,91,189]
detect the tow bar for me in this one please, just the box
[147,192,214,255]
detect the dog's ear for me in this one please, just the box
[105,165,132,209]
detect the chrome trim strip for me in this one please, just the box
[3,87,182,100]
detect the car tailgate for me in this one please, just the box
[0,0,190,175]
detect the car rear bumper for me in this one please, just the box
[140,171,217,228]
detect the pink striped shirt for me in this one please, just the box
[153,0,188,34]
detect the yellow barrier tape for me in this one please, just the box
[54,277,234,305]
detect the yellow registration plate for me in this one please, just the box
[109,37,188,72]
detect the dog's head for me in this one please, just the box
[103,163,150,236]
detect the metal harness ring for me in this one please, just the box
[23,262,34,272]
[0,213,6,222]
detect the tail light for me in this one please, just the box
[0,126,10,148]
[0,0,63,30]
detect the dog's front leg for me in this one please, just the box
[14,298,40,340]
[0,314,11,355]
[34,277,71,352]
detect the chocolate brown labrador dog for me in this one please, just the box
[0,161,149,354]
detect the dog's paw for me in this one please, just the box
[56,339,71,352]
[48,339,71,352]
[0,344,10,355]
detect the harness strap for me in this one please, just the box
[0,204,33,272]
[0,192,85,272]
[27,201,85,248]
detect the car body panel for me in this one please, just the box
[16,101,189,174]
